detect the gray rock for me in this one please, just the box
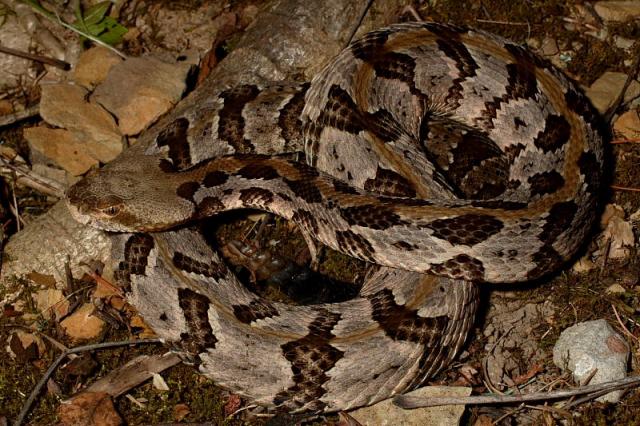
[349,386,470,426]
[553,319,629,403]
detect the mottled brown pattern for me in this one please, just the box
[114,234,154,291]
[238,187,275,207]
[363,167,417,197]
[236,163,280,180]
[335,230,376,262]
[173,252,228,280]
[339,204,407,230]
[528,170,565,197]
[66,22,605,415]
[533,114,571,153]
[291,209,320,235]
[218,85,261,152]
[274,309,343,411]
[195,196,225,216]
[427,214,503,246]
[279,83,310,150]
[155,117,192,170]
[431,254,485,281]
[368,288,448,343]
[178,288,218,354]
[233,299,279,324]
[203,171,229,187]
[283,178,323,204]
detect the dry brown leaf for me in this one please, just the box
[58,392,122,426]
[60,304,106,342]
[173,403,190,422]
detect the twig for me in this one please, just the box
[15,338,161,426]
[0,104,40,127]
[476,19,530,26]
[393,375,640,409]
[612,303,639,342]
[611,138,640,144]
[604,41,640,123]
[0,44,70,70]
[344,0,375,47]
[611,185,640,192]
[0,157,65,198]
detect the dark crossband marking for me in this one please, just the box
[114,234,154,291]
[178,288,217,354]
[273,309,343,412]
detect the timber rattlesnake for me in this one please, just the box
[66,23,604,413]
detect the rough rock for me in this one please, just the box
[614,108,640,139]
[553,319,629,403]
[349,386,470,426]
[586,72,640,114]
[24,127,99,176]
[74,46,124,90]
[595,1,640,21]
[92,57,192,135]
[38,83,123,161]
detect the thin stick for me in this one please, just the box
[611,138,640,144]
[612,303,639,342]
[0,157,66,198]
[393,375,640,409]
[344,0,375,47]
[476,19,530,26]
[604,41,640,123]
[611,185,640,192]
[0,44,70,70]
[15,338,161,426]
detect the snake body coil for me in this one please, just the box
[67,23,604,413]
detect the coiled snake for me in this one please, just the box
[66,23,604,413]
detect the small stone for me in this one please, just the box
[606,283,627,294]
[539,37,560,57]
[595,1,640,21]
[586,72,640,114]
[350,386,470,426]
[572,256,596,273]
[614,35,635,50]
[614,109,640,139]
[39,83,123,161]
[24,127,98,176]
[74,46,124,90]
[92,56,192,135]
[60,303,106,342]
[553,319,629,403]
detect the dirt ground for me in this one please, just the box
[1,0,640,425]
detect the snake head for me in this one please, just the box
[66,156,195,232]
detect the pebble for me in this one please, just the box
[553,319,629,403]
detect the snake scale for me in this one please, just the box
[66,23,604,413]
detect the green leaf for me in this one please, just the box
[85,16,128,45]
[83,1,110,26]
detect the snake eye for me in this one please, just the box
[102,205,120,216]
